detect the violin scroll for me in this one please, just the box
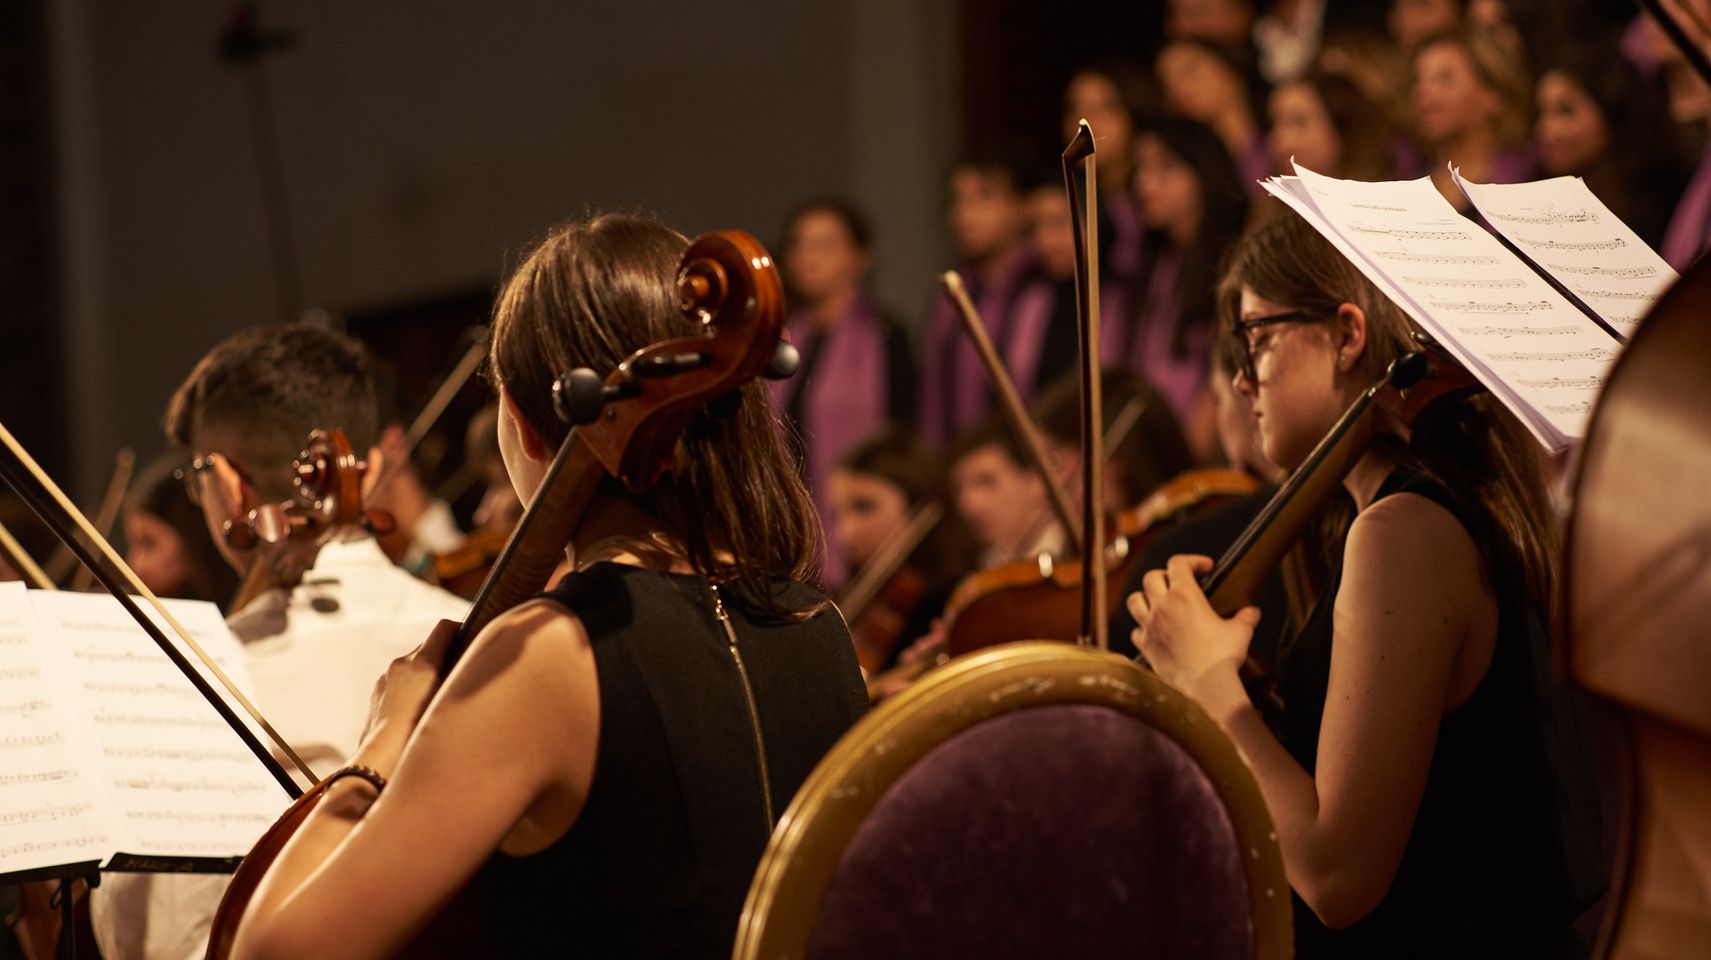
[222,429,393,550]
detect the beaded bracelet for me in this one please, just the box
[322,764,387,795]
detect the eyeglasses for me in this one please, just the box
[173,453,250,507]
[1231,310,1326,382]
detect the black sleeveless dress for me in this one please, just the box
[463,562,868,957]
[1277,470,1581,958]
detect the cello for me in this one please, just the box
[204,229,792,957]
[1561,255,1711,958]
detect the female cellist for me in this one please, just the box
[226,214,869,957]
[1129,211,1588,956]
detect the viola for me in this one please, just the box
[204,229,791,958]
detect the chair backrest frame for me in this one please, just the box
[734,640,1292,959]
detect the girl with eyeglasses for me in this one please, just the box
[1127,210,1597,957]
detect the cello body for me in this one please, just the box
[1563,257,1711,958]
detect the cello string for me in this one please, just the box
[0,419,318,787]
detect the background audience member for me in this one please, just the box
[1407,27,1537,208]
[1158,38,1273,189]
[1129,117,1250,460]
[773,197,917,586]
[1062,61,1157,280]
[1536,44,1690,248]
[1270,69,1399,180]
[920,148,1040,446]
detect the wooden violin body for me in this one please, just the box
[943,467,1259,657]
[1563,257,1711,959]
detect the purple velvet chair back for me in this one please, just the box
[734,643,1292,959]
[807,704,1251,958]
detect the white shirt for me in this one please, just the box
[91,538,469,960]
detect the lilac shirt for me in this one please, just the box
[770,295,892,585]
[919,246,1038,446]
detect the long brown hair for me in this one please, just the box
[488,214,824,614]
[1218,212,1558,626]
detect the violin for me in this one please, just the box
[204,229,790,958]
[428,522,513,598]
[226,430,397,616]
[841,501,943,676]
[1561,254,1711,957]
[942,467,1260,659]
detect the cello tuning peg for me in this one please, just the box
[765,340,799,380]
[554,368,608,425]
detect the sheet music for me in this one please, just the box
[1453,171,1676,340]
[27,591,285,859]
[0,583,112,875]
[1261,166,1621,452]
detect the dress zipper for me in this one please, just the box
[713,585,775,829]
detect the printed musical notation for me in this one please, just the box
[1402,276,1527,289]
[1374,249,1499,266]
[1482,206,1597,226]
[0,732,65,751]
[1516,375,1608,390]
[0,836,107,861]
[1489,347,1618,363]
[1538,262,1657,279]
[1459,325,1580,338]
[1546,401,1594,415]
[114,775,274,798]
[1570,287,1654,301]
[1348,224,1471,241]
[0,803,94,827]
[0,769,76,787]
[1513,235,1626,252]
[1429,300,1556,314]
[101,744,252,764]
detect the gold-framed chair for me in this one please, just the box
[734,641,1291,958]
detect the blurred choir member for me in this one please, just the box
[1062,61,1157,280]
[1157,38,1273,190]
[1651,1,1711,269]
[1165,0,1257,53]
[1388,0,1463,52]
[920,148,1040,446]
[1005,184,1130,406]
[771,198,916,586]
[827,428,978,674]
[1129,118,1251,460]
[124,454,240,608]
[1269,70,1398,180]
[1033,368,1197,516]
[948,417,1063,570]
[1537,45,1689,249]
[1406,28,1537,208]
